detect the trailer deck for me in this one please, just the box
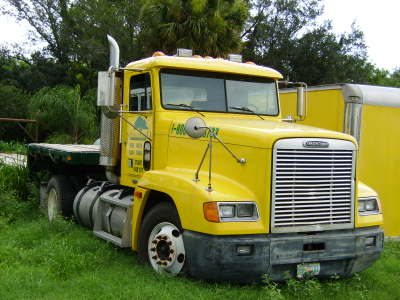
[28,143,100,165]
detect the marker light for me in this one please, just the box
[143,141,151,171]
[152,51,165,57]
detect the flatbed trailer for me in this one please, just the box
[27,143,100,166]
[27,144,106,216]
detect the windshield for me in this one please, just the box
[160,70,279,116]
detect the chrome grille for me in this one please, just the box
[271,138,355,233]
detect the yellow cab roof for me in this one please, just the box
[125,55,283,79]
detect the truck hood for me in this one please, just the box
[169,116,357,149]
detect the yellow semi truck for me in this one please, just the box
[280,84,399,237]
[27,36,383,282]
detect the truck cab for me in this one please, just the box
[29,36,384,282]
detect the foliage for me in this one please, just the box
[67,0,143,69]
[0,163,33,225]
[3,0,400,89]
[0,141,27,154]
[0,84,31,141]
[139,0,249,57]
[242,0,381,85]
[2,0,74,64]
[28,86,98,143]
[369,67,400,87]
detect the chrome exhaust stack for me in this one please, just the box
[97,35,122,183]
[107,35,120,69]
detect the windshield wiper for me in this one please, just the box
[165,103,205,117]
[229,106,264,120]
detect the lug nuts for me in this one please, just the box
[152,255,157,260]
[167,257,172,262]
[170,249,174,254]
[150,247,156,252]
[167,241,172,246]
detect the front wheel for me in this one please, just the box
[138,202,186,276]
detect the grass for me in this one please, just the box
[1,163,400,300]
[0,140,27,154]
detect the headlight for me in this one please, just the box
[203,202,259,222]
[219,205,235,218]
[358,197,380,215]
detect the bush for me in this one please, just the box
[0,84,31,141]
[0,163,29,199]
[0,141,27,154]
[0,163,35,226]
[29,85,98,143]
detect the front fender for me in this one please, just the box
[356,181,383,228]
[137,168,268,235]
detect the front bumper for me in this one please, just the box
[183,227,383,283]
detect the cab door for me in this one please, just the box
[120,71,153,187]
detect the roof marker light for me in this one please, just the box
[245,61,256,65]
[228,54,242,63]
[152,51,165,57]
[176,48,193,57]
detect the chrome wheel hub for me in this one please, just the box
[147,222,185,275]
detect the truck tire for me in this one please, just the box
[46,175,75,221]
[138,202,186,276]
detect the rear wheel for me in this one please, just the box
[138,202,186,276]
[46,175,75,221]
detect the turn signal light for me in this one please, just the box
[203,202,220,222]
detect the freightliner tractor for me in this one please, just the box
[27,36,384,282]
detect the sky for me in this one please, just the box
[323,0,400,71]
[0,0,399,71]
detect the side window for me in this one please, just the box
[129,73,152,111]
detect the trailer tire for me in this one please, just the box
[46,175,75,221]
[138,202,186,276]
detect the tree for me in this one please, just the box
[242,0,376,85]
[2,0,75,64]
[67,0,143,69]
[139,0,249,57]
[289,22,374,84]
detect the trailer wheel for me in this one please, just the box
[138,202,186,276]
[46,175,75,221]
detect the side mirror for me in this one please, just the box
[98,71,122,119]
[296,86,306,121]
[184,117,207,138]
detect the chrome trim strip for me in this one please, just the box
[344,102,362,143]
